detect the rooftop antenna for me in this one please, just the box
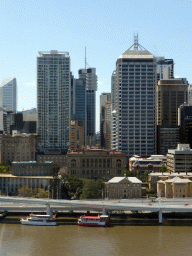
[134,32,138,50]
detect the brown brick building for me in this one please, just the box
[0,134,36,163]
[67,148,126,181]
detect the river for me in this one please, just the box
[0,216,192,256]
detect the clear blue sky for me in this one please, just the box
[0,0,191,131]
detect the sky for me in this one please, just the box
[0,0,191,132]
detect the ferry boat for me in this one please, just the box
[20,214,57,226]
[78,215,110,227]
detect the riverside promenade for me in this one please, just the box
[1,196,192,223]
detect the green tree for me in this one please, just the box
[144,170,150,182]
[61,173,84,199]
[80,179,104,199]
[146,188,156,197]
[121,170,134,177]
[160,165,167,174]
[0,161,11,174]
[36,188,48,198]
[18,186,34,197]
[50,164,60,199]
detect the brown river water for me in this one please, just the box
[0,216,192,256]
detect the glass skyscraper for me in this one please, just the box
[37,50,70,153]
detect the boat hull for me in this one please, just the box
[20,220,57,226]
[78,223,109,227]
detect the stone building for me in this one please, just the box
[0,133,36,163]
[0,161,54,196]
[157,177,192,198]
[67,148,126,181]
[36,153,67,168]
[106,175,142,199]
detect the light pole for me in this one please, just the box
[48,185,50,199]
[52,189,53,199]
[57,186,58,200]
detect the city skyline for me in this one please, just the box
[0,0,191,132]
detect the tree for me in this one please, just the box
[61,173,84,199]
[36,188,48,198]
[146,188,156,197]
[50,164,60,199]
[160,165,167,174]
[0,161,11,174]
[80,179,104,199]
[18,186,34,197]
[144,170,150,182]
[121,170,134,177]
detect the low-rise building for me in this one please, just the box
[36,153,67,168]
[167,143,192,172]
[12,161,53,176]
[0,133,36,163]
[149,172,192,190]
[106,175,142,199]
[157,177,192,198]
[67,148,126,181]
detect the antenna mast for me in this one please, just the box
[134,33,138,50]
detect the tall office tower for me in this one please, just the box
[78,68,97,146]
[157,79,188,155]
[37,50,70,153]
[188,84,192,105]
[70,72,75,116]
[115,36,157,158]
[156,57,174,83]
[178,103,192,148]
[70,114,84,150]
[111,70,117,111]
[0,78,17,113]
[100,93,111,149]
[157,79,188,126]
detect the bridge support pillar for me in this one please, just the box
[45,203,53,217]
[158,210,162,224]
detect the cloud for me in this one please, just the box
[175,75,179,78]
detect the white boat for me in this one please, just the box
[20,214,57,226]
[78,215,110,227]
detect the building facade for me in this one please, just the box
[167,144,192,173]
[37,50,70,154]
[67,148,126,181]
[106,175,142,199]
[115,38,156,158]
[0,134,36,163]
[78,68,97,146]
[156,57,174,83]
[70,115,84,150]
[100,93,111,150]
[0,78,17,113]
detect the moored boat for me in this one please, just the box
[78,215,110,227]
[20,214,57,226]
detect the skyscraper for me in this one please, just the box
[100,93,111,149]
[78,67,97,146]
[156,57,174,83]
[0,78,17,113]
[37,50,70,153]
[115,36,156,158]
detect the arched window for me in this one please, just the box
[116,159,121,168]
[71,159,76,168]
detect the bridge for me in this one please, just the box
[1,196,192,223]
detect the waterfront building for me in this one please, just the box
[66,148,126,181]
[167,143,192,173]
[157,79,188,155]
[0,133,36,163]
[157,177,192,198]
[0,78,17,113]
[149,172,192,191]
[115,36,156,158]
[78,68,97,146]
[37,50,70,154]
[100,93,111,150]
[106,174,142,199]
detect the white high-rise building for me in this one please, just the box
[0,78,17,113]
[115,36,157,158]
[37,50,70,153]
